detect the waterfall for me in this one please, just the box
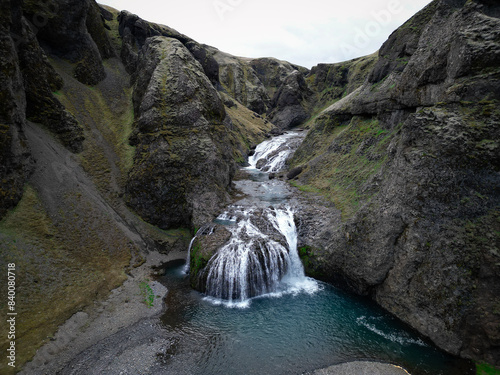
[248,133,296,173]
[201,207,316,307]
[267,207,303,279]
[183,237,197,274]
[192,131,317,307]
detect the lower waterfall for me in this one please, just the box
[201,206,317,307]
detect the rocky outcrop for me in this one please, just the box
[1,0,109,217]
[23,0,111,85]
[292,0,500,366]
[208,47,272,115]
[125,37,236,229]
[306,53,378,112]
[117,11,219,85]
[267,70,312,129]
[0,1,33,219]
[211,50,377,131]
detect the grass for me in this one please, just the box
[291,116,401,220]
[477,362,500,375]
[0,185,131,372]
[222,92,274,162]
[139,281,155,308]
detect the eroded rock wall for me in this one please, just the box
[124,37,236,229]
[292,0,500,365]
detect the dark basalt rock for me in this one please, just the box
[125,37,235,229]
[117,11,220,85]
[22,0,110,85]
[268,71,312,129]
[292,0,500,366]
[0,1,33,220]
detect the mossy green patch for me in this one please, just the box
[139,281,155,308]
[292,116,399,219]
[189,240,210,286]
[298,245,324,278]
[476,362,500,375]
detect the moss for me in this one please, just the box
[298,245,324,278]
[139,280,155,308]
[292,117,399,219]
[476,362,500,375]
[53,58,136,191]
[189,240,210,286]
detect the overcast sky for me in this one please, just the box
[98,0,433,68]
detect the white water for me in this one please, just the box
[202,206,318,308]
[248,133,298,172]
[356,316,428,347]
[188,131,317,307]
[183,237,197,274]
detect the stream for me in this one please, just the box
[166,131,473,375]
[60,131,474,375]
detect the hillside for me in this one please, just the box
[291,0,500,366]
[0,0,498,372]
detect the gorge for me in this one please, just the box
[0,0,499,374]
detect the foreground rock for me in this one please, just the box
[309,361,409,375]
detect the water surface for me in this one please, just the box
[158,260,474,375]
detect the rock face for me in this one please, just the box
[208,47,272,115]
[0,1,33,219]
[267,70,312,129]
[0,0,106,218]
[117,11,219,84]
[124,37,236,229]
[23,0,111,85]
[292,0,500,366]
[212,49,377,131]
[1,0,499,371]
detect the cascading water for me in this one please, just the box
[186,130,316,307]
[65,130,474,375]
[248,132,303,172]
[183,237,197,274]
[201,206,316,307]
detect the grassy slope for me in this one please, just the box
[291,115,400,219]
[221,92,274,163]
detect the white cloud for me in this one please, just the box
[98,0,433,68]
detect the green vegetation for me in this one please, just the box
[139,281,155,308]
[297,245,324,278]
[304,53,378,123]
[476,362,500,375]
[52,58,136,194]
[222,92,274,163]
[292,117,401,219]
[189,241,210,285]
[0,185,131,369]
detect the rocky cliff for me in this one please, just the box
[0,1,271,372]
[292,0,500,366]
[0,0,498,371]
